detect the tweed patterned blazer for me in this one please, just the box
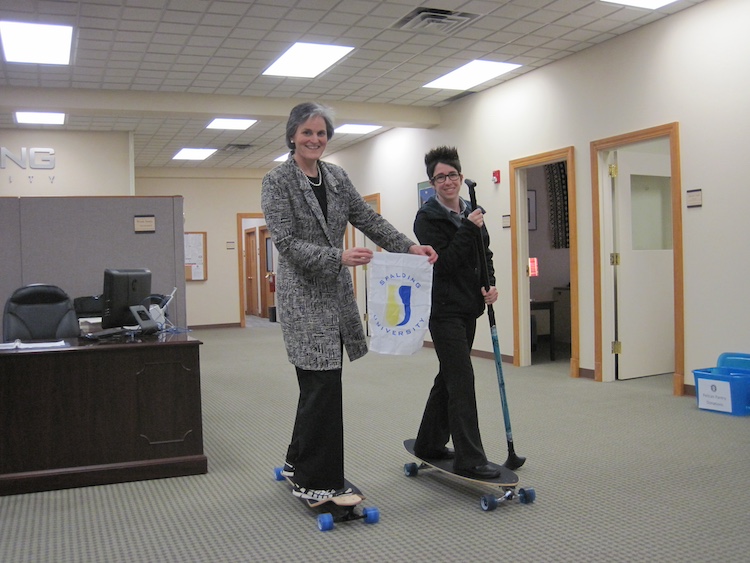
[261,157,415,371]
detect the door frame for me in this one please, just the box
[590,122,685,394]
[244,228,259,316]
[236,212,264,328]
[258,225,273,319]
[350,193,380,333]
[510,147,579,378]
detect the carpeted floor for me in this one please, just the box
[1,323,749,562]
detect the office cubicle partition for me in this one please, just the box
[0,196,186,341]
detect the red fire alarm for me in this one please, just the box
[492,170,501,184]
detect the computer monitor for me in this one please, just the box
[101,268,152,329]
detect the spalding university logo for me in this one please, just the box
[367,254,433,356]
[385,284,413,327]
[371,272,428,337]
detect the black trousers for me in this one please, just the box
[286,367,344,490]
[414,315,488,470]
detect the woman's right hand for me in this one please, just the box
[342,247,374,267]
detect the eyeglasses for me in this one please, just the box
[431,172,461,185]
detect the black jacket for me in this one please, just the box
[414,196,495,319]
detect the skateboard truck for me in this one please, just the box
[479,487,537,512]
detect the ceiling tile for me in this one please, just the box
[0,0,707,168]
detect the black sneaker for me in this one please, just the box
[281,461,295,478]
[415,447,455,460]
[455,463,502,479]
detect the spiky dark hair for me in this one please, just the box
[424,146,461,180]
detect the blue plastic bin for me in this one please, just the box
[693,352,750,416]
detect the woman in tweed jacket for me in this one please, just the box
[261,102,436,501]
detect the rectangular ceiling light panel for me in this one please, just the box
[334,124,382,134]
[600,0,678,8]
[173,148,217,161]
[16,111,66,124]
[424,60,521,90]
[207,118,257,130]
[0,21,73,64]
[263,42,354,78]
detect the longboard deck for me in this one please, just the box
[404,438,519,487]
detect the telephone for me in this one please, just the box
[129,305,159,334]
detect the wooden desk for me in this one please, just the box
[0,333,207,496]
[531,300,555,361]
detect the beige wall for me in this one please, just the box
[325,0,750,382]
[1,130,132,196]
[135,168,266,326]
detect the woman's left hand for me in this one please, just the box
[342,247,374,266]
[482,286,498,305]
[408,244,438,264]
[467,208,485,228]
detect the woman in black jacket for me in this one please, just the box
[412,146,501,479]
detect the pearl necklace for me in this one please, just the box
[307,163,322,187]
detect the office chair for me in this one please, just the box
[2,284,81,342]
[73,294,103,318]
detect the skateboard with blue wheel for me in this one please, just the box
[273,467,380,531]
[403,438,536,511]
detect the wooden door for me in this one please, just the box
[613,146,674,379]
[258,226,274,319]
[244,229,259,316]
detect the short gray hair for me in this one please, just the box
[285,102,335,151]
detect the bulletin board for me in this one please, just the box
[185,231,207,281]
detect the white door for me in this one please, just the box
[613,144,674,379]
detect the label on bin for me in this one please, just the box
[697,379,732,413]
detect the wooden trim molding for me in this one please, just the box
[236,212,264,328]
[509,147,579,378]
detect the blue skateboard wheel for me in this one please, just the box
[363,506,380,524]
[317,513,334,531]
[404,462,419,477]
[480,494,498,511]
[518,487,536,504]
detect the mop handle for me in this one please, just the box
[465,178,526,470]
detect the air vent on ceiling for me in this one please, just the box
[392,7,482,35]
[221,143,253,153]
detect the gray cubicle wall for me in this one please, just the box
[1,196,186,341]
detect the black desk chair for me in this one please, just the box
[73,294,103,318]
[2,284,80,342]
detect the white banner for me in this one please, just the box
[367,252,432,355]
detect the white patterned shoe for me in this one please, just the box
[292,484,336,502]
